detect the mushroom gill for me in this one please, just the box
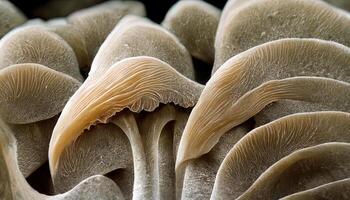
[49,56,203,198]
[211,111,350,199]
[0,0,26,38]
[237,142,350,200]
[162,0,220,63]
[0,26,83,81]
[89,15,194,80]
[176,38,350,170]
[0,63,81,124]
[0,118,125,200]
[281,178,350,200]
[67,1,146,65]
[214,0,350,73]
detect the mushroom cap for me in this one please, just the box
[53,123,133,194]
[214,0,350,73]
[281,178,350,200]
[90,15,194,80]
[211,111,350,199]
[49,56,203,175]
[237,142,350,200]
[0,0,26,38]
[176,38,350,169]
[162,0,220,63]
[0,26,83,81]
[0,117,125,200]
[68,1,146,64]
[0,63,81,124]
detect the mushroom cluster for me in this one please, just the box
[0,0,350,199]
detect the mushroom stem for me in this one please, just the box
[112,111,151,200]
[140,104,177,199]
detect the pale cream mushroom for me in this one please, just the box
[211,111,350,199]
[49,56,203,199]
[162,0,220,63]
[237,142,350,200]
[176,38,350,172]
[0,26,83,81]
[67,1,146,65]
[214,0,350,73]
[0,0,26,38]
[0,118,125,200]
[281,178,350,200]
[89,15,194,80]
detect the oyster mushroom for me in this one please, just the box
[89,15,194,80]
[49,56,203,199]
[162,0,220,63]
[237,142,350,200]
[214,0,350,73]
[67,1,146,65]
[281,178,350,200]
[0,118,125,200]
[0,0,26,38]
[211,111,350,199]
[176,38,350,171]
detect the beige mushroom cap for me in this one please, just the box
[176,38,350,170]
[0,26,83,81]
[162,0,220,63]
[0,0,26,38]
[49,56,203,175]
[0,63,81,124]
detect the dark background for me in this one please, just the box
[10,0,227,23]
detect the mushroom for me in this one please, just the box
[237,142,350,200]
[67,1,146,66]
[214,0,350,73]
[89,15,194,80]
[49,56,203,199]
[176,38,350,173]
[0,0,26,38]
[0,117,125,200]
[162,0,221,63]
[211,111,350,199]
[281,178,350,200]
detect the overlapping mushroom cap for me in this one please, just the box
[176,38,350,169]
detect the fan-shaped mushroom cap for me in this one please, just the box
[49,56,203,176]
[68,1,146,64]
[214,0,350,73]
[211,111,350,199]
[90,15,194,80]
[162,0,220,63]
[0,0,26,38]
[281,178,350,200]
[0,63,81,124]
[176,38,350,170]
[0,118,125,200]
[237,142,350,200]
[0,27,83,81]
[53,123,133,196]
